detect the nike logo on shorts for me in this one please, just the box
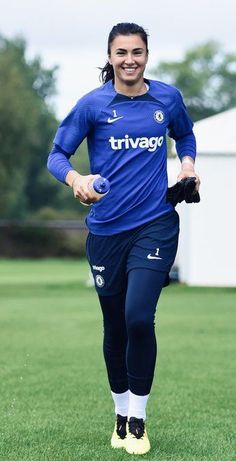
[147,254,162,260]
[147,248,162,260]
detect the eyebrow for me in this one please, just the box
[115,47,144,52]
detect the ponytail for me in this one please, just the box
[99,61,114,84]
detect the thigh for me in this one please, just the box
[99,290,127,324]
[125,269,167,322]
[127,210,179,277]
[86,232,129,296]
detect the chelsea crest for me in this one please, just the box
[154,110,165,123]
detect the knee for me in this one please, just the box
[126,316,154,339]
[103,323,127,351]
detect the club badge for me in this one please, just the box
[154,110,165,123]
[95,275,105,287]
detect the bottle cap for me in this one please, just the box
[93,177,110,194]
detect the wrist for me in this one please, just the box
[181,157,195,170]
[72,174,82,188]
[65,170,81,187]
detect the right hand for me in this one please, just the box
[72,173,101,205]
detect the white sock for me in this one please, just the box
[111,390,129,417]
[128,391,150,421]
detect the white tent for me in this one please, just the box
[168,108,236,287]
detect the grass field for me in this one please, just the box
[0,259,235,461]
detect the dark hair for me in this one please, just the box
[100,22,149,84]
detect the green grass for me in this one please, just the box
[0,259,235,461]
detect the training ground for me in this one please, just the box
[0,259,235,461]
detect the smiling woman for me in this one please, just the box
[47,22,200,456]
[102,24,149,95]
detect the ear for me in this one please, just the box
[108,56,112,65]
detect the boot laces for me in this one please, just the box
[128,417,145,439]
[116,414,127,439]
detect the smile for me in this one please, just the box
[122,67,138,73]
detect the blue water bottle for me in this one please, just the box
[92,177,110,195]
[80,176,110,206]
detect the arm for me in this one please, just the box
[47,144,74,183]
[47,96,102,204]
[168,91,200,191]
[47,144,101,204]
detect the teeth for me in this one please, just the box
[123,68,136,73]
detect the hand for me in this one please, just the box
[177,162,200,192]
[72,173,101,204]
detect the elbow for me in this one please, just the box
[47,153,53,174]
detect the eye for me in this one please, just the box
[116,51,125,56]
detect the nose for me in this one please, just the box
[124,52,135,64]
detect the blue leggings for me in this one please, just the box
[98,268,167,396]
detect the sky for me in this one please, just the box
[1,0,235,120]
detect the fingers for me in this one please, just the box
[72,174,101,203]
[177,171,201,191]
[195,175,200,192]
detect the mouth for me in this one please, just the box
[121,67,138,75]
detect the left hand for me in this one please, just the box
[177,159,200,192]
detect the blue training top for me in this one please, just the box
[48,79,196,235]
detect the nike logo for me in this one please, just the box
[147,247,162,260]
[107,116,124,123]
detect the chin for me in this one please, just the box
[124,79,137,86]
[121,76,141,86]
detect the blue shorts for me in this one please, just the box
[86,210,179,296]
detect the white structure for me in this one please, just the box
[168,108,236,287]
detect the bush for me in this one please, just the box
[0,223,88,258]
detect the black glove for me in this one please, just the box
[166,177,200,207]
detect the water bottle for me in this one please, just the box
[80,176,110,206]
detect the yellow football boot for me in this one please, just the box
[111,414,127,449]
[125,417,151,455]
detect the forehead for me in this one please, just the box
[110,34,146,51]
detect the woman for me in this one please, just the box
[47,22,200,455]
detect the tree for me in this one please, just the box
[151,41,236,121]
[0,34,61,218]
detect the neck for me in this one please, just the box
[114,79,148,97]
